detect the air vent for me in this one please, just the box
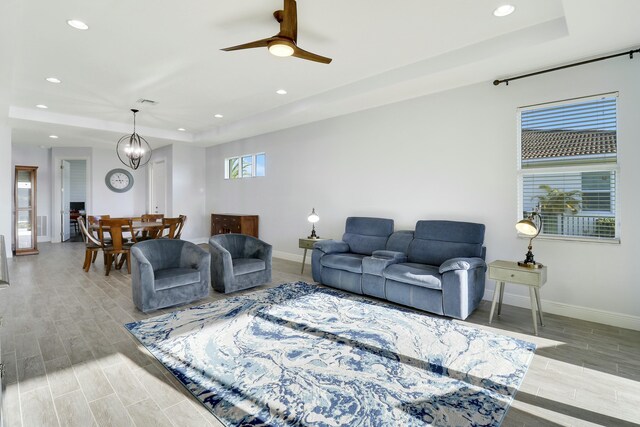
[37,215,47,237]
[136,98,158,105]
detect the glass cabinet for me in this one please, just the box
[14,165,38,256]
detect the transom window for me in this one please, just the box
[225,153,266,179]
[518,94,619,241]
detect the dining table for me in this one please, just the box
[89,220,166,239]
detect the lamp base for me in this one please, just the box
[308,228,319,239]
[518,261,544,269]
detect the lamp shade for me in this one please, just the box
[515,218,538,236]
[307,208,319,223]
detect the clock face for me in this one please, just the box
[105,169,134,193]
[110,172,130,189]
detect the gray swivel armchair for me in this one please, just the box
[208,234,272,293]
[131,239,210,312]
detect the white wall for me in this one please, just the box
[91,147,146,217]
[0,126,12,257]
[205,58,640,329]
[12,144,52,242]
[172,144,207,240]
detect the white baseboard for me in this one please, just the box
[37,237,51,243]
[273,250,311,264]
[482,288,640,331]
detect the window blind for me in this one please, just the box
[521,96,617,168]
[518,94,618,241]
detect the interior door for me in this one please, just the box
[61,160,71,242]
[150,160,166,214]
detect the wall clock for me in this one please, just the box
[105,168,134,193]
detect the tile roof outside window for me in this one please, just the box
[521,130,617,160]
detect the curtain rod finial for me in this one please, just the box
[493,80,501,86]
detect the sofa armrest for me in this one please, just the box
[371,250,407,261]
[439,257,486,274]
[208,238,235,292]
[363,251,407,276]
[313,240,349,254]
[131,246,157,308]
[256,242,273,263]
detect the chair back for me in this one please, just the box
[88,215,110,226]
[99,218,135,250]
[141,214,164,222]
[408,220,485,266]
[176,215,187,239]
[342,217,394,255]
[78,217,100,246]
[87,215,110,240]
[161,217,182,239]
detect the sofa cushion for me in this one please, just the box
[408,220,485,266]
[154,267,201,291]
[320,253,366,274]
[342,217,394,255]
[233,258,266,276]
[384,263,442,290]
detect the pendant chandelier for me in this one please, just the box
[116,109,151,170]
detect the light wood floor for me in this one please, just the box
[1,242,639,427]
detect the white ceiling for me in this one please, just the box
[3,0,640,149]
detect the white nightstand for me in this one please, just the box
[488,260,548,335]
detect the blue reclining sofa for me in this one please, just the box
[311,217,486,320]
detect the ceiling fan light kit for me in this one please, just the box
[268,40,295,57]
[221,0,332,64]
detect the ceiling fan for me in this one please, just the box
[221,0,332,64]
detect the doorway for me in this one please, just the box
[60,159,87,242]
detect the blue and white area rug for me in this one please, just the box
[125,282,535,426]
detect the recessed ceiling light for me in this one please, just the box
[67,19,89,30]
[177,128,186,132]
[493,4,515,17]
[46,77,61,84]
[276,89,287,95]
[36,104,48,109]
[49,135,58,139]
[214,114,224,118]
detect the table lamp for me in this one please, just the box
[307,208,320,239]
[516,211,543,268]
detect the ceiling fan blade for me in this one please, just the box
[221,37,272,52]
[279,0,297,42]
[292,46,332,64]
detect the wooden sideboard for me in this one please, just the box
[211,214,259,238]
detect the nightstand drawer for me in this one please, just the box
[299,239,318,249]
[489,266,541,286]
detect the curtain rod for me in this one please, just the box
[493,48,640,86]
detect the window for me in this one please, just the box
[518,94,618,241]
[225,153,265,179]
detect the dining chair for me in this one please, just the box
[99,218,136,275]
[88,215,111,242]
[77,217,102,272]
[139,214,165,240]
[176,215,187,239]
[160,217,182,239]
